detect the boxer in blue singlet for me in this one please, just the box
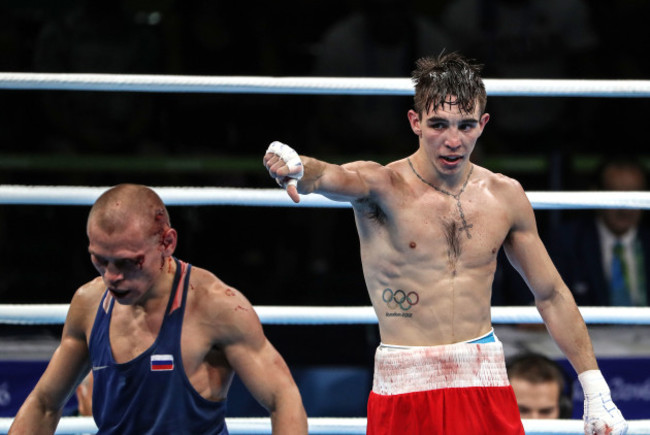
[10,184,307,434]
[90,258,227,434]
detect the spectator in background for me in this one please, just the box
[507,353,573,419]
[551,158,650,306]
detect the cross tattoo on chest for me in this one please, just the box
[407,158,474,239]
[454,196,474,239]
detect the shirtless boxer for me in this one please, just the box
[263,52,627,434]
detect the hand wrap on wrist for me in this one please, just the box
[266,141,303,188]
[579,370,628,435]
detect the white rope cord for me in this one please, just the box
[2,185,650,209]
[1,417,649,434]
[1,305,649,325]
[1,73,650,97]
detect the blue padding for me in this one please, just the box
[227,366,372,417]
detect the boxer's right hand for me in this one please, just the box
[264,141,303,203]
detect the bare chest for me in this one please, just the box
[358,190,511,267]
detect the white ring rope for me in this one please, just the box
[1,185,650,209]
[1,73,650,97]
[1,305,649,325]
[1,417,650,434]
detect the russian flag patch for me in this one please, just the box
[150,354,174,371]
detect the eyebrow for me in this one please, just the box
[88,251,143,262]
[426,116,480,124]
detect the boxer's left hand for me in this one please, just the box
[579,370,628,435]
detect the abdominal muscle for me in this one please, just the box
[365,256,495,347]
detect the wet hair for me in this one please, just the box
[411,51,486,117]
[88,184,171,239]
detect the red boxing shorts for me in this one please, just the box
[367,339,524,435]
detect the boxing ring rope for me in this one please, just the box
[2,72,650,97]
[2,76,650,433]
[1,304,650,326]
[0,416,645,435]
[1,185,650,209]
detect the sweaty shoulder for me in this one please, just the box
[342,160,403,193]
[343,160,405,198]
[478,167,533,226]
[185,267,262,343]
[67,277,106,340]
[482,169,526,196]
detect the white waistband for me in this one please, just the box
[372,341,510,396]
[379,328,497,349]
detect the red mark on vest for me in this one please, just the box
[225,288,236,296]
[409,241,416,249]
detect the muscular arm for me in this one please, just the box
[296,156,379,202]
[263,143,386,203]
[9,288,93,434]
[216,291,307,434]
[502,180,598,374]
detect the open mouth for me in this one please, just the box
[109,288,130,299]
[441,156,462,163]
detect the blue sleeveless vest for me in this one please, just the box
[88,258,228,434]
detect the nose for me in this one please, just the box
[103,264,124,285]
[444,128,462,149]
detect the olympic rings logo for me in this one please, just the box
[382,288,419,311]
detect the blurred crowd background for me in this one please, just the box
[1,0,650,365]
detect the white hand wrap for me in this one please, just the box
[266,141,303,188]
[579,370,628,435]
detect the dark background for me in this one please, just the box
[1,0,650,367]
